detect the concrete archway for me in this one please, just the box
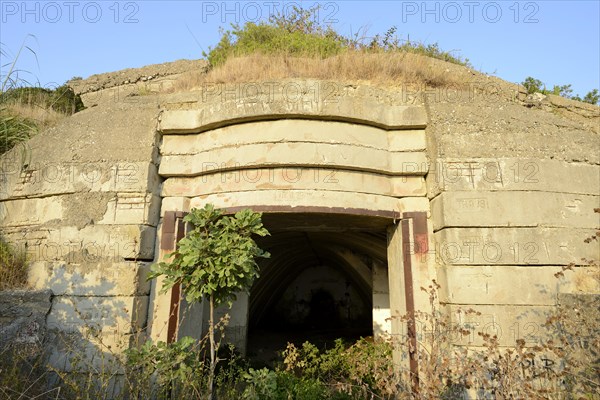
[147,81,436,377]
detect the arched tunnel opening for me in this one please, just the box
[247,213,390,365]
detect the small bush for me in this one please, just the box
[522,76,545,94]
[206,21,344,67]
[1,85,84,115]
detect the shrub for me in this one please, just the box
[1,85,84,115]
[125,336,208,399]
[522,76,545,94]
[206,19,344,66]
[582,88,599,105]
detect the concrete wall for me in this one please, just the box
[0,97,162,373]
[425,91,600,349]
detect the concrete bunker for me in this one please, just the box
[147,86,434,366]
[1,76,598,388]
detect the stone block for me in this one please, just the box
[0,290,52,349]
[388,129,427,152]
[28,261,151,296]
[446,304,554,347]
[5,224,157,263]
[162,170,426,198]
[427,158,600,195]
[434,227,599,266]
[1,161,160,200]
[98,193,161,226]
[188,190,424,219]
[161,119,391,154]
[432,191,599,230]
[439,265,567,305]
[159,143,428,177]
[159,83,427,133]
[47,295,148,334]
[160,197,190,215]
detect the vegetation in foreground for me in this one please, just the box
[203,7,470,68]
[1,279,598,399]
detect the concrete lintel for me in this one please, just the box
[159,103,427,134]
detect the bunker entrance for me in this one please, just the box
[247,213,389,365]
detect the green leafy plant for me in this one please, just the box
[522,76,545,94]
[126,336,206,398]
[581,89,599,105]
[149,204,270,399]
[522,76,599,105]
[551,84,573,98]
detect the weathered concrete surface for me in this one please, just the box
[1,59,598,383]
[372,260,391,337]
[434,227,598,265]
[159,87,427,133]
[1,224,157,261]
[162,170,426,198]
[183,191,429,217]
[431,191,599,230]
[424,84,599,354]
[425,90,600,168]
[0,161,161,202]
[448,304,555,347]
[161,120,426,153]
[0,94,163,378]
[160,143,428,176]
[28,261,152,296]
[47,295,148,334]
[0,290,52,348]
[427,158,599,196]
[438,265,599,306]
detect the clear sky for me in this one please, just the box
[1,1,599,98]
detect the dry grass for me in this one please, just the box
[4,102,66,130]
[0,236,28,290]
[174,50,474,93]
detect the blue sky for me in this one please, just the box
[1,1,599,97]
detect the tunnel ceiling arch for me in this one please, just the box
[249,229,387,327]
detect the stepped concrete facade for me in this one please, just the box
[1,76,598,383]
